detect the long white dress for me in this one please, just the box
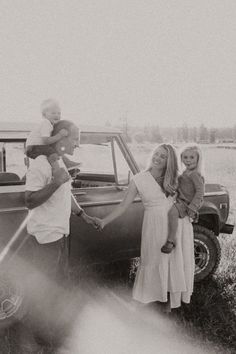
[132,171,195,309]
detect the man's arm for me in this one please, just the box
[25,168,70,209]
[71,194,98,228]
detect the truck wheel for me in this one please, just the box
[0,276,24,330]
[193,225,221,282]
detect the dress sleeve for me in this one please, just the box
[188,172,205,212]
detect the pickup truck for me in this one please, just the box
[0,123,234,325]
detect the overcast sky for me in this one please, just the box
[1,0,236,128]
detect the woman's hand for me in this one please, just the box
[166,183,177,196]
[93,217,105,231]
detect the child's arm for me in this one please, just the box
[188,172,205,214]
[41,129,68,145]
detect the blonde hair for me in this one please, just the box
[180,143,205,178]
[146,143,178,195]
[41,98,60,116]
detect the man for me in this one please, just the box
[24,119,97,282]
[22,120,97,349]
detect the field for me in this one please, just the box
[0,145,235,353]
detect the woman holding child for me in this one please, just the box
[95,144,197,310]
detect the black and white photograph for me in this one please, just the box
[0,1,235,353]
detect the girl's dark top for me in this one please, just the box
[177,170,205,212]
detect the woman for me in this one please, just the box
[95,144,195,310]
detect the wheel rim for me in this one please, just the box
[0,277,23,321]
[194,239,210,275]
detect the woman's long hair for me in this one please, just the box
[179,143,205,178]
[146,143,178,195]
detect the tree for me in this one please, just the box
[149,125,163,143]
[199,124,209,142]
[209,129,216,143]
[182,123,189,142]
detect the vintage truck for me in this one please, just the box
[0,123,234,324]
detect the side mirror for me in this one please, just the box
[0,146,6,172]
[24,157,29,168]
[128,170,131,184]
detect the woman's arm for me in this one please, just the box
[100,180,138,229]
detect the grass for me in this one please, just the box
[0,145,236,353]
[174,233,236,353]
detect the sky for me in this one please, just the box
[1,0,236,128]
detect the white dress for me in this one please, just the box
[132,171,195,309]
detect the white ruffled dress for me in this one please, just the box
[132,171,195,308]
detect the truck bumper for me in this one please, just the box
[221,212,235,234]
[221,223,234,234]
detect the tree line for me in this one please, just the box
[118,123,236,144]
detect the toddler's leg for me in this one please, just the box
[26,145,60,172]
[167,205,179,243]
[161,205,178,254]
[47,153,60,174]
[26,145,56,159]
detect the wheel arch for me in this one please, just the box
[198,202,221,235]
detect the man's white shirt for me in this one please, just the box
[25,156,71,244]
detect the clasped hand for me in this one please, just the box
[93,217,105,231]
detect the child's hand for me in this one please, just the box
[93,217,105,231]
[59,129,69,137]
[166,184,177,196]
[188,210,196,220]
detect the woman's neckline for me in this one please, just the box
[147,170,164,182]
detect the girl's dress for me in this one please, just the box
[132,171,194,308]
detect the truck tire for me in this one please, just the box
[0,275,24,330]
[193,225,221,282]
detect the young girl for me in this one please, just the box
[161,144,205,254]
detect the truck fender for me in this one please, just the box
[198,201,220,235]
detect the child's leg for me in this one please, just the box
[26,145,60,172]
[161,205,179,254]
[47,153,60,173]
[161,201,188,254]
[26,145,55,159]
[167,205,179,244]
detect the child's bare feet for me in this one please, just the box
[161,240,175,254]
